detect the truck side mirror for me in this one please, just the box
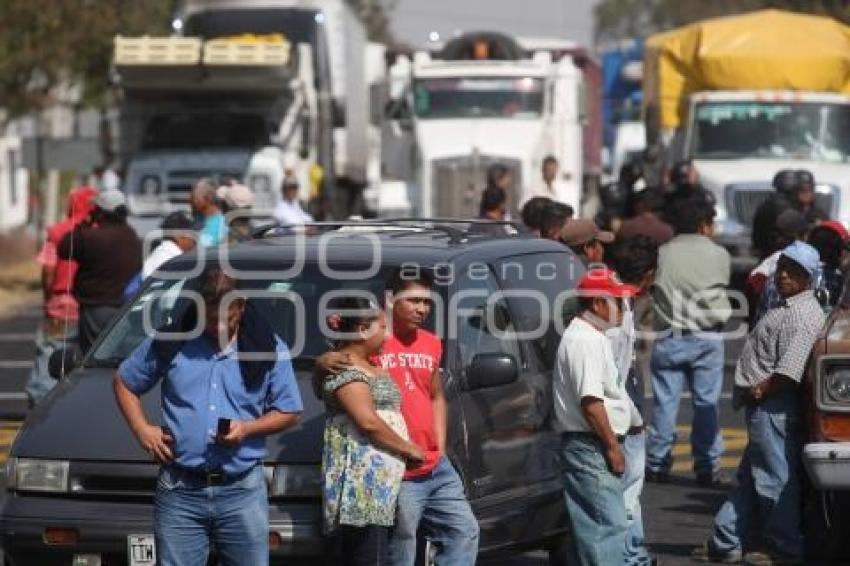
[465,353,519,391]
[48,347,79,381]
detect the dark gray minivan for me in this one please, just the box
[1,222,583,565]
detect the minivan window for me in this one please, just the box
[494,252,582,370]
[454,266,522,371]
[89,264,449,367]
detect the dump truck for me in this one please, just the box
[114,0,382,234]
[644,9,850,256]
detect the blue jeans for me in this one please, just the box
[709,392,802,557]
[647,333,724,474]
[154,465,269,566]
[623,431,651,565]
[25,321,77,407]
[557,433,628,566]
[389,456,479,566]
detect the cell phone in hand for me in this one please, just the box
[217,418,231,438]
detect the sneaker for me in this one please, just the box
[742,551,803,566]
[645,468,670,484]
[691,543,743,563]
[696,470,727,487]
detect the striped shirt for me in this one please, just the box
[734,290,825,388]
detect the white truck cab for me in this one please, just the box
[677,91,850,245]
[381,33,584,218]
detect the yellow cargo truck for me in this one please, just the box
[644,9,850,257]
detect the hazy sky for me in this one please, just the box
[388,0,599,48]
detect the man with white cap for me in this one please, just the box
[693,241,824,566]
[58,188,142,354]
[218,183,256,242]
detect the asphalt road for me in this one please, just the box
[0,306,746,565]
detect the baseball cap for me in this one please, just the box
[93,188,126,212]
[817,220,849,241]
[775,209,810,237]
[560,218,615,246]
[221,183,254,209]
[577,268,638,298]
[160,211,198,232]
[780,241,820,276]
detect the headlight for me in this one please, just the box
[268,464,321,498]
[12,458,69,493]
[140,175,161,196]
[826,369,850,403]
[248,174,272,193]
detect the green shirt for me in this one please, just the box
[651,234,732,331]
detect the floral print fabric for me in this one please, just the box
[322,368,408,533]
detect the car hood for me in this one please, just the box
[13,367,325,464]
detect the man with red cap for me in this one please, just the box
[26,185,96,406]
[553,267,641,565]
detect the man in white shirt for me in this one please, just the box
[142,212,198,278]
[273,175,313,226]
[524,155,572,206]
[554,267,640,566]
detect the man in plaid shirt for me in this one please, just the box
[693,241,825,566]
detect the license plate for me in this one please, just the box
[127,534,155,566]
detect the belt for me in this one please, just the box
[560,431,626,444]
[166,464,254,487]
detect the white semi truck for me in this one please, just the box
[378,32,585,218]
[645,10,850,256]
[114,0,383,233]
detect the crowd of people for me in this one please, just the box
[25,153,850,565]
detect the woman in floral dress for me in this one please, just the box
[321,295,424,566]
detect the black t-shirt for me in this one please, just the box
[58,222,142,306]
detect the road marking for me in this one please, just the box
[0,393,28,400]
[0,361,32,369]
[669,425,746,473]
[0,421,23,464]
[0,333,35,342]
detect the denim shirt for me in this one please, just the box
[119,333,303,474]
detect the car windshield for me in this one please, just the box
[413,77,544,119]
[142,113,271,150]
[89,265,423,368]
[690,101,850,162]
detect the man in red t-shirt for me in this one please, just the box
[26,186,96,406]
[319,268,479,565]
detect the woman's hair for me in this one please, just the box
[327,295,380,347]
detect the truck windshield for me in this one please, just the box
[413,77,544,119]
[142,113,271,150]
[690,101,850,162]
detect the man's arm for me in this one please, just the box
[112,374,173,464]
[580,397,625,476]
[41,265,56,305]
[431,368,447,455]
[750,373,798,403]
[220,409,301,446]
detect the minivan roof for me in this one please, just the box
[161,228,571,273]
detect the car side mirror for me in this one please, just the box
[465,353,519,391]
[48,347,79,380]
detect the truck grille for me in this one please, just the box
[431,156,521,218]
[725,183,837,226]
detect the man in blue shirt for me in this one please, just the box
[190,178,227,247]
[113,268,302,566]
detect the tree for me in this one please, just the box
[594,0,850,43]
[0,0,173,121]
[345,0,398,44]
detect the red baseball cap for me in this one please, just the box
[577,268,639,298]
[817,220,849,241]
